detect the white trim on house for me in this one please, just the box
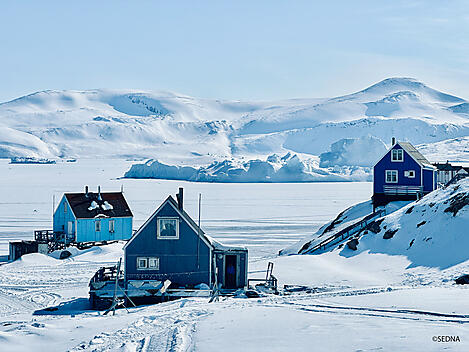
[385,170,398,183]
[391,149,404,162]
[54,195,78,221]
[136,257,159,270]
[123,196,213,250]
[157,217,180,240]
[137,257,148,269]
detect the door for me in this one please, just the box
[224,255,237,289]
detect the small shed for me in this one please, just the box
[123,188,248,292]
[53,186,133,243]
[373,138,437,208]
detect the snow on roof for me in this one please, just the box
[398,142,434,168]
[65,192,132,219]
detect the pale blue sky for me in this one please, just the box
[1,1,468,102]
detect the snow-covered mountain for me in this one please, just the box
[0,78,468,166]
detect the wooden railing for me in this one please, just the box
[383,185,423,195]
[300,208,386,255]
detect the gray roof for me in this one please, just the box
[398,142,434,168]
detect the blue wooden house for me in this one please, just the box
[123,188,248,293]
[373,138,437,208]
[53,186,133,243]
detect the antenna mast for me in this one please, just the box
[197,193,201,269]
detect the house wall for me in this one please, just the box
[76,217,132,242]
[53,196,76,235]
[423,169,437,193]
[125,202,211,287]
[436,170,454,185]
[373,144,422,194]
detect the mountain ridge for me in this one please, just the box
[0,78,468,166]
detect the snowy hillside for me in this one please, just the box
[1,78,468,171]
[286,178,469,270]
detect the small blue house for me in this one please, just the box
[53,186,133,243]
[373,138,437,208]
[123,188,248,292]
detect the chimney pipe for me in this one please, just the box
[85,185,89,197]
[391,137,396,146]
[176,187,184,210]
[98,185,102,201]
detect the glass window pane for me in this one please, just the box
[158,218,178,238]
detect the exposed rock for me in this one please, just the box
[383,229,398,239]
[444,193,469,216]
[455,275,469,285]
[416,221,426,228]
[298,240,312,254]
[405,206,414,214]
[59,250,72,259]
[347,238,359,250]
[366,218,384,234]
[408,239,415,249]
[323,209,346,234]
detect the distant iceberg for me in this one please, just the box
[124,153,371,183]
[10,157,56,164]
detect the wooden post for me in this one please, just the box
[197,193,201,270]
[104,258,122,316]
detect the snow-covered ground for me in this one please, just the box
[1,160,469,351]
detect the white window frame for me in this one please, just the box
[405,170,415,178]
[109,219,115,233]
[64,203,67,213]
[68,221,73,234]
[157,217,180,240]
[391,149,404,162]
[385,170,398,183]
[137,257,159,270]
[137,257,148,269]
[95,220,101,232]
[148,257,159,270]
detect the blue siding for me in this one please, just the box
[125,201,211,286]
[53,197,76,236]
[53,195,132,243]
[76,217,132,242]
[423,169,436,193]
[373,144,422,194]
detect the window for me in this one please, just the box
[148,257,159,269]
[157,217,179,239]
[391,149,403,162]
[64,203,67,213]
[404,170,415,178]
[109,220,115,233]
[386,170,398,183]
[137,257,159,270]
[137,257,148,269]
[95,220,101,232]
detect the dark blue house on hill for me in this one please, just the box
[373,138,437,208]
[123,188,248,293]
